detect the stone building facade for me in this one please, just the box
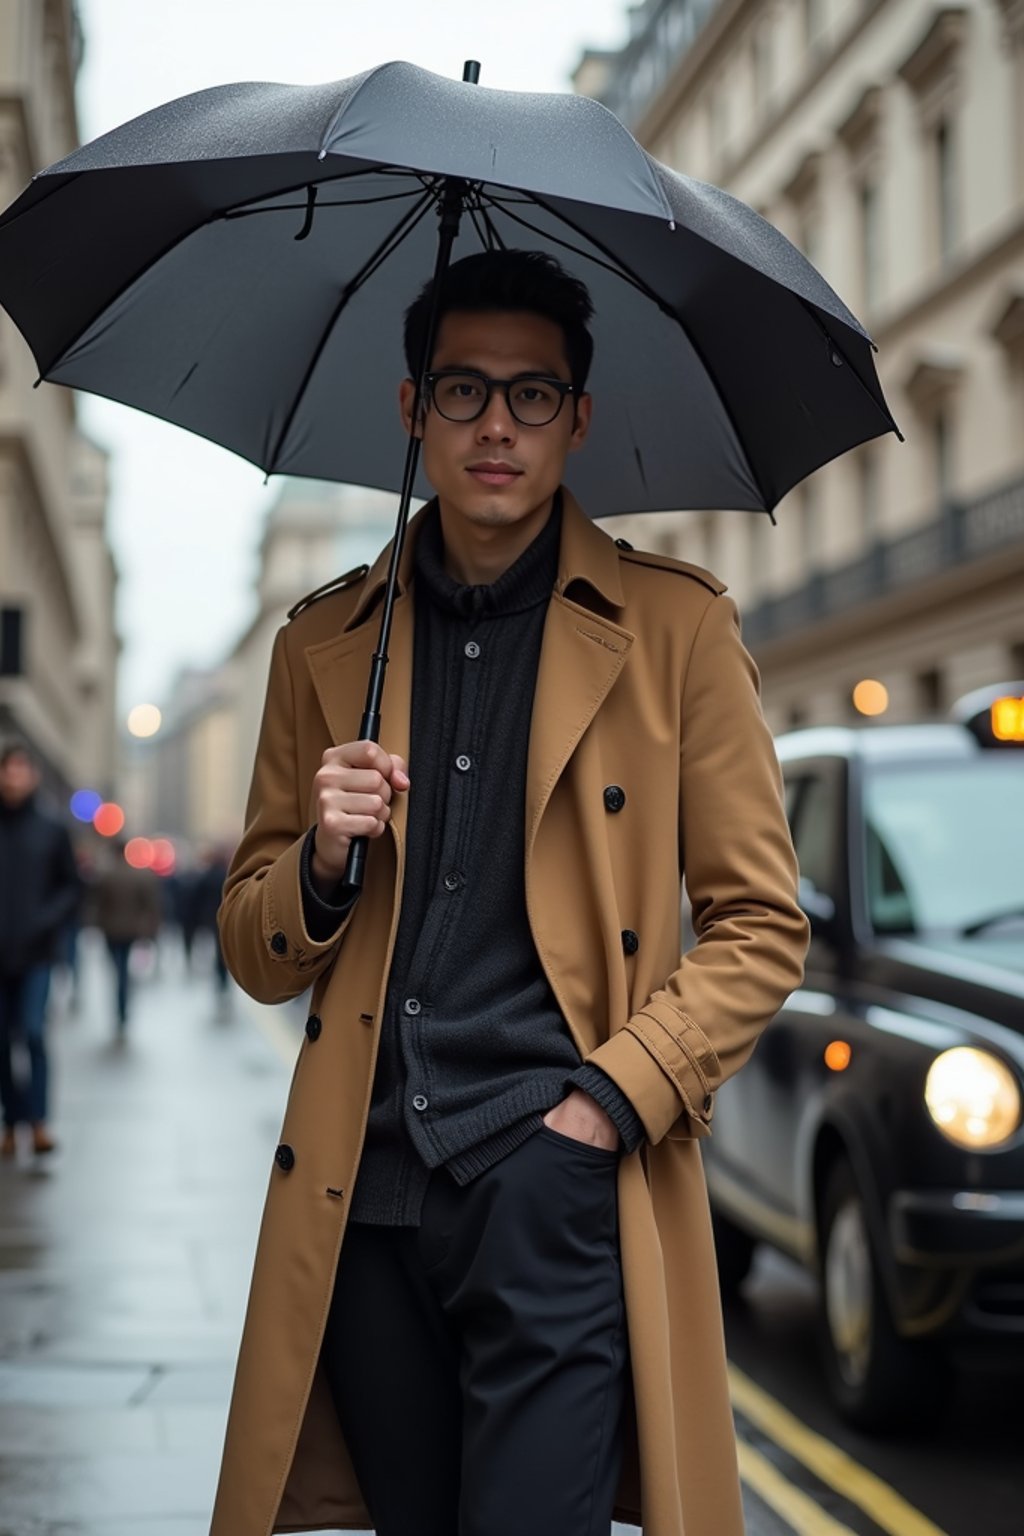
[578,0,1024,728]
[132,481,399,850]
[0,0,118,794]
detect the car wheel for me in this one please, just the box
[712,1210,757,1294]
[818,1160,946,1431]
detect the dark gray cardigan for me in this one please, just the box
[301,499,643,1226]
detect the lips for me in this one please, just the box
[466,463,523,486]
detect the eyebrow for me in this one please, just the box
[431,362,570,379]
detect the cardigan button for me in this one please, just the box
[603,785,626,813]
[621,929,639,956]
[270,931,288,956]
[305,1014,322,1042]
[275,1144,295,1172]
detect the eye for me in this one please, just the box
[514,380,558,405]
[439,376,484,400]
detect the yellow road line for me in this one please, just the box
[737,1439,857,1535]
[729,1365,950,1536]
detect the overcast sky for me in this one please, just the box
[73,0,630,712]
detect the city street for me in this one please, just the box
[0,934,1015,1536]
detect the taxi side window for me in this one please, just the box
[789,773,840,903]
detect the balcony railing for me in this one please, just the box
[741,472,1024,647]
[596,0,720,128]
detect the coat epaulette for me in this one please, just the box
[287,564,370,622]
[612,537,727,596]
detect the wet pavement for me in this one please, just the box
[0,932,278,1536]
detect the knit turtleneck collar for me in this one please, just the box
[414,492,562,620]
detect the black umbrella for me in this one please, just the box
[0,58,898,886]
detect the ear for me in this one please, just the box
[399,378,424,440]
[568,391,592,454]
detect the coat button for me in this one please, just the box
[270,931,287,956]
[412,1094,429,1112]
[305,1014,322,1042]
[614,537,633,551]
[604,785,626,813]
[275,1144,295,1172]
[404,997,422,1017]
[464,640,481,659]
[443,871,463,892]
[621,929,639,956]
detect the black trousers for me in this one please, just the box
[322,1125,629,1536]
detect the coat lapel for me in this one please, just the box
[525,494,634,848]
[302,492,631,856]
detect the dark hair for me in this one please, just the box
[0,741,34,770]
[403,249,595,393]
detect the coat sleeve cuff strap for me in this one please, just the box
[583,1013,719,1145]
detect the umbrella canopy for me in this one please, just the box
[0,59,897,517]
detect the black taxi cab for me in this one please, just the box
[704,683,1024,1429]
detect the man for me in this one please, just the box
[93,839,163,1037]
[211,251,809,1536]
[0,743,80,1157]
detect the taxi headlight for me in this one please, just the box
[924,1048,1021,1150]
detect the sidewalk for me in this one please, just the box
[0,931,288,1536]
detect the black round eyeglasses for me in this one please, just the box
[424,369,575,427]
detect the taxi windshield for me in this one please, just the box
[864,756,1024,936]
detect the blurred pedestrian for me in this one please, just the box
[212,252,809,1536]
[173,861,203,972]
[0,742,80,1158]
[94,841,162,1037]
[193,844,232,1015]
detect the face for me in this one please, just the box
[0,751,38,807]
[400,309,591,531]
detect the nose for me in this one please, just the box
[475,388,517,445]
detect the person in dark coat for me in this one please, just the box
[0,742,80,1156]
[94,840,163,1036]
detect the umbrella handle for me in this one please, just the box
[341,705,382,892]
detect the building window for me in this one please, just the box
[709,83,730,159]
[804,0,826,52]
[934,407,953,502]
[935,117,958,264]
[800,478,821,572]
[897,11,968,268]
[858,448,879,539]
[859,177,882,310]
[753,20,775,113]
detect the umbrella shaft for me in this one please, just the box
[343,177,467,894]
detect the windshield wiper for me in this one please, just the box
[961,905,1024,937]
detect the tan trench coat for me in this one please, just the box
[212,490,809,1536]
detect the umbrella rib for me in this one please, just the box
[264,186,437,477]
[498,190,773,512]
[33,163,397,379]
[225,189,425,218]
[486,195,658,306]
[797,296,904,443]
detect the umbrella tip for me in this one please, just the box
[462,60,481,83]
